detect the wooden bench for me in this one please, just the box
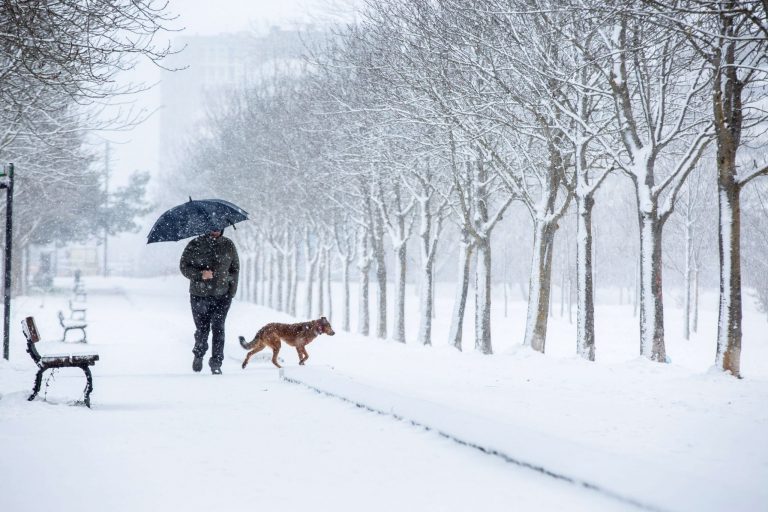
[68,299,87,321]
[23,316,99,407]
[58,310,87,343]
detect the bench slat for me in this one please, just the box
[40,355,99,367]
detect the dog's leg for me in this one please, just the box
[299,347,309,365]
[242,344,266,369]
[296,347,304,365]
[271,346,282,369]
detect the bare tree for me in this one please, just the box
[0,0,177,153]
[406,160,449,346]
[520,1,616,360]
[640,0,768,375]
[589,8,713,361]
[373,172,415,342]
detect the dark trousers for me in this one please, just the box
[190,295,232,368]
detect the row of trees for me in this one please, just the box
[178,0,768,377]
[0,1,175,288]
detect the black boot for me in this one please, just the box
[193,355,203,372]
[211,366,222,375]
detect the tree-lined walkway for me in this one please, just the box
[0,279,629,512]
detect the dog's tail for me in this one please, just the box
[239,325,267,350]
[239,335,258,350]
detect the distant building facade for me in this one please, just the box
[159,27,314,175]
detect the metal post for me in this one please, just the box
[2,163,14,360]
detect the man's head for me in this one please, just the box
[209,230,222,239]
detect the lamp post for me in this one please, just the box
[1,163,14,360]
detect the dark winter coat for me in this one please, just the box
[179,234,240,299]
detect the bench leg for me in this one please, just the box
[63,327,87,343]
[81,366,93,408]
[28,368,45,401]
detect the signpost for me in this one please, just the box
[1,163,14,360]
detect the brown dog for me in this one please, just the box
[240,317,335,369]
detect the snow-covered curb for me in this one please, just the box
[280,365,763,512]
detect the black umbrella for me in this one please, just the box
[146,198,249,243]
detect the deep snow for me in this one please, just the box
[0,275,766,511]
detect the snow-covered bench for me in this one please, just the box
[68,299,87,321]
[73,284,86,302]
[23,316,99,407]
[58,310,87,343]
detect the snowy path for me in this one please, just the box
[280,367,759,512]
[0,279,631,512]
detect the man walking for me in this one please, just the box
[179,229,239,374]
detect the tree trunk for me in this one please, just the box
[417,198,438,346]
[256,250,264,305]
[283,250,292,312]
[260,251,266,305]
[267,251,275,309]
[276,251,284,312]
[342,256,351,332]
[712,33,745,375]
[418,260,434,346]
[692,263,699,333]
[560,257,565,318]
[245,258,251,301]
[304,247,315,319]
[524,221,557,353]
[633,256,640,318]
[549,279,553,317]
[289,249,298,316]
[474,239,492,354]
[356,228,372,336]
[317,250,325,317]
[373,240,387,339]
[716,169,742,377]
[393,242,407,343]
[684,216,693,340]
[252,254,259,303]
[284,250,291,313]
[448,239,473,351]
[638,212,666,362]
[576,193,596,361]
[358,262,370,336]
[325,248,333,321]
[254,252,260,304]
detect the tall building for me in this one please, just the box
[158,27,313,176]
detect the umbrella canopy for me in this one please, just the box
[147,198,249,243]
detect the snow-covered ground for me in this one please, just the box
[1,275,766,511]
